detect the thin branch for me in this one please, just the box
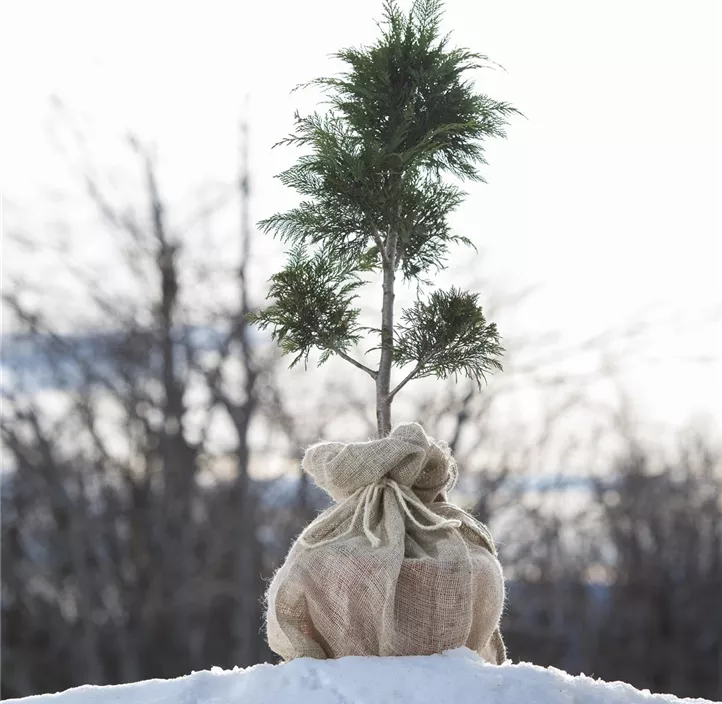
[336,349,378,380]
[388,343,443,400]
[389,360,424,401]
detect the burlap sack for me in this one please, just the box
[266,422,506,664]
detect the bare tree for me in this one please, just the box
[591,426,722,698]
[1,118,271,692]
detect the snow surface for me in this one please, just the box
[8,647,716,704]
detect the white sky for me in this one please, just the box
[2,0,722,430]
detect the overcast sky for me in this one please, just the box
[3,0,721,431]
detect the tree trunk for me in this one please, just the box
[376,232,397,437]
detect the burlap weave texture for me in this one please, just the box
[266,422,506,663]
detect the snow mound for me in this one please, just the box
[8,647,715,704]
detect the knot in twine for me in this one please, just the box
[298,423,463,549]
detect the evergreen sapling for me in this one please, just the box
[249,0,520,437]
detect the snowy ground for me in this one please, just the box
[8,648,716,704]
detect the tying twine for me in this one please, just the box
[298,477,463,550]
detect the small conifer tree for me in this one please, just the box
[250,0,520,437]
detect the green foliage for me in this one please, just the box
[258,0,520,279]
[247,244,371,368]
[393,172,470,279]
[309,0,518,181]
[258,112,383,266]
[394,287,504,385]
[253,0,517,406]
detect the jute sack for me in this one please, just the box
[266,422,506,663]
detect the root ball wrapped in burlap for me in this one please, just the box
[266,422,506,663]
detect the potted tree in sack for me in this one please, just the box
[250,0,520,665]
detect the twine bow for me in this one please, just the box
[298,477,462,549]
